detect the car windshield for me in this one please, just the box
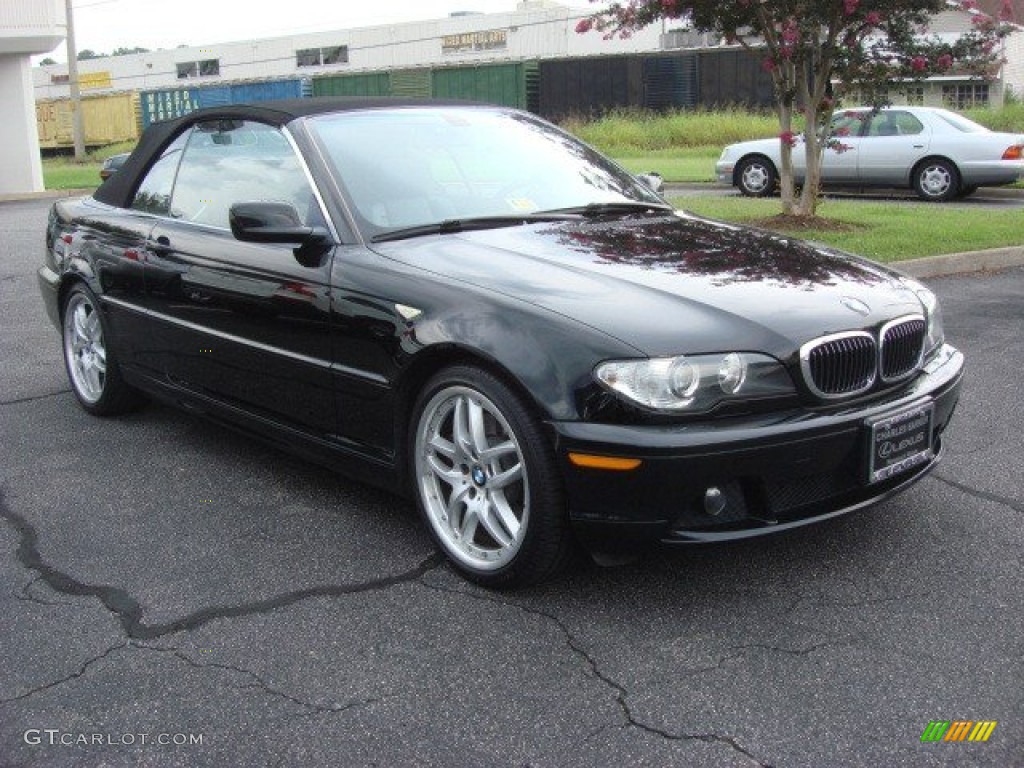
[932,110,989,133]
[305,107,664,239]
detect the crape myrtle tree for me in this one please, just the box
[577,0,1013,217]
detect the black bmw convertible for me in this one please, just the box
[38,98,964,586]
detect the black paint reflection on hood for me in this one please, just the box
[541,213,884,290]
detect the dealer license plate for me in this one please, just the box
[866,402,935,484]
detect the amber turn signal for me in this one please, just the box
[568,453,642,471]
[1002,145,1023,160]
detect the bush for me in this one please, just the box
[561,107,781,153]
[965,102,1024,133]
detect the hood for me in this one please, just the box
[370,212,924,358]
[727,137,784,154]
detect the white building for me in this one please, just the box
[1,0,64,194]
[33,1,663,100]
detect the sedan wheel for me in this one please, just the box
[737,156,777,197]
[913,159,959,202]
[412,366,571,587]
[62,285,141,415]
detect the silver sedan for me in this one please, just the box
[716,107,1024,201]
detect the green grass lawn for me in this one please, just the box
[42,160,101,190]
[668,196,1024,262]
[613,148,719,182]
[42,141,135,190]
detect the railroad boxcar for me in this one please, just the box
[36,92,140,150]
[139,78,310,129]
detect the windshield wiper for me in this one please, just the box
[538,201,674,218]
[370,213,582,243]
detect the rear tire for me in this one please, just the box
[410,365,572,588]
[736,156,778,197]
[62,284,143,416]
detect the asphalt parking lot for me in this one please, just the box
[1,197,1021,767]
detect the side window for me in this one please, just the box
[866,111,925,138]
[169,120,323,230]
[829,111,869,139]
[130,130,190,216]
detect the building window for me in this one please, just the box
[176,59,220,79]
[904,86,925,106]
[296,46,348,68]
[942,83,989,110]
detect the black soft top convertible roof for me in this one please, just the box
[93,97,484,208]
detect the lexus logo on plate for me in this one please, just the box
[841,296,871,316]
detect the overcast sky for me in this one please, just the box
[39,0,600,62]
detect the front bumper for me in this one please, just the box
[715,160,734,185]
[38,265,62,331]
[552,345,963,552]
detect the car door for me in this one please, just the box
[856,110,930,186]
[820,111,869,183]
[93,129,191,376]
[141,119,337,437]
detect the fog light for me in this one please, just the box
[704,486,727,516]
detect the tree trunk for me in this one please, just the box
[794,74,820,218]
[778,100,795,216]
[776,60,798,216]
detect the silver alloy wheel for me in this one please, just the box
[918,163,953,197]
[63,292,107,403]
[415,385,529,571]
[740,161,770,194]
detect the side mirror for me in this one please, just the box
[636,172,664,193]
[229,201,329,247]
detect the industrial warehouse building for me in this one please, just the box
[14,1,1024,157]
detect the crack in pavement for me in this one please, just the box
[0,489,443,641]
[0,389,71,407]
[0,642,129,705]
[135,644,380,717]
[931,473,1023,515]
[419,579,772,767]
[12,575,71,607]
[0,639,382,717]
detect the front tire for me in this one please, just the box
[62,284,142,415]
[736,156,777,197]
[411,365,571,588]
[913,159,960,202]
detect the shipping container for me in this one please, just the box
[642,54,698,111]
[696,49,775,109]
[228,78,311,105]
[390,69,432,99]
[139,78,311,128]
[431,62,538,110]
[138,87,204,128]
[312,72,391,98]
[36,92,141,150]
[538,56,644,121]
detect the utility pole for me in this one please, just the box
[65,0,86,160]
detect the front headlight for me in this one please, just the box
[594,353,794,412]
[901,277,944,358]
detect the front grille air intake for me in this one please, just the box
[880,315,926,382]
[800,332,877,399]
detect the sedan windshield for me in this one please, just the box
[306,107,665,239]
